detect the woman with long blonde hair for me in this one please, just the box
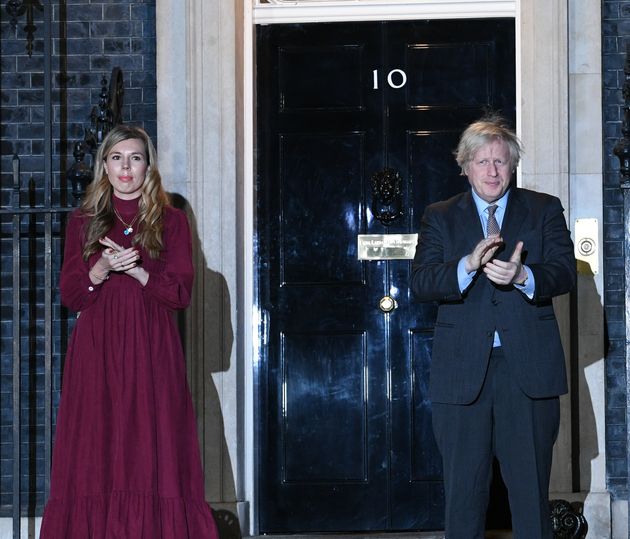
[40,125,219,539]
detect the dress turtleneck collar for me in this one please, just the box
[112,194,140,215]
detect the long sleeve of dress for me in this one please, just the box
[141,207,194,310]
[60,211,105,312]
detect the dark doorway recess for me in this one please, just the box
[256,18,516,533]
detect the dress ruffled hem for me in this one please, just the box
[40,490,219,539]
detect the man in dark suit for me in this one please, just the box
[410,115,576,538]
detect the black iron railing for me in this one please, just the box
[1,2,123,536]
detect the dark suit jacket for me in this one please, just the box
[410,187,576,405]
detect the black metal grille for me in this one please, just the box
[0,2,74,536]
[0,174,74,529]
[2,0,155,535]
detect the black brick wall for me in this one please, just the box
[603,0,629,500]
[0,0,156,516]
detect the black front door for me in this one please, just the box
[256,19,515,533]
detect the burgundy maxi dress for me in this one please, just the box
[40,195,219,539]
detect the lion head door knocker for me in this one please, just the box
[371,168,403,226]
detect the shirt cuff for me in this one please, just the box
[457,256,475,293]
[514,265,535,298]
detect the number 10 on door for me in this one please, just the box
[372,69,407,89]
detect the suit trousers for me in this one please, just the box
[432,347,560,539]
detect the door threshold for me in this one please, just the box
[251,531,512,539]
[250,534,443,539]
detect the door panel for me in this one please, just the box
[279,45,366,111]
[282,331,367,482]
[279,133,365,284]
[256,19,515,533]
[405,43,495,106]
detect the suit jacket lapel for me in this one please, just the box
[498,188,529,260]
[456,191,485,250]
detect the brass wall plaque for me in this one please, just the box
[357,233,418,260]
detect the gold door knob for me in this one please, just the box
[379,295,397,313]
